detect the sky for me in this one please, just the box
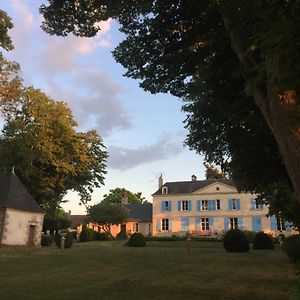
[1,0,205,214]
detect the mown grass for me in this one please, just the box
[0,240,297,300]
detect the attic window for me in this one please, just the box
[162,186,168,194]
[216,186,220,191]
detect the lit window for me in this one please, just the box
[229,218,238,229]
[201,200,208,211]
[201,218,209,230]
[162,219,169,231]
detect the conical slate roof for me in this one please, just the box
[0,171,43,213]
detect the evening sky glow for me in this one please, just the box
[2,0,205,213]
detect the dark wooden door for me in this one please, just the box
[27,225,35,246]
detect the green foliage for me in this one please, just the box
[98,232,111,241]
[102,187,146,204]
[282,235,300,263]
[79,227,97,242]
[43,208,71,233]
[243,231,257,243]
[55,232,73,249]
[0,76,107,209]
[204,163,226,180]
[116,230,128,240]
[223,229,250,253]
[128,232,146,247]
[0,9,14,51]
[41,234,54,247]
[88,202,128,234]
[253,232,275,250]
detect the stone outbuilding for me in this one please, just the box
[0,171,44,246]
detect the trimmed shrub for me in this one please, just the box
[79,227,94,242]
[223,229,249,252]
[116,230,128,240]
[55,232,73,249]
[253,232,274,250]
[243,231,256,243]
[41,234,53,247]
[282,235,300,262]
[128,232,146,247]
[98,232,111,241]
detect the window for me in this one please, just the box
[162,200,171,212]
[201,200,208,211]
[181,200,189,211]
[162,219,169,231]
[201,218,210,230]
[162,186,168,194]
[277,218,286,231]
[229,218,238,229]
[232,199,237,210]
[182,218,189,231]
[216,200,220,210]
[134,223,139,232]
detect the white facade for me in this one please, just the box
[153,181,291,236]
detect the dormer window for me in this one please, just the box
[162,186,168,194]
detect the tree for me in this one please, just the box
[88,202,128,234]
[0,63,108,209]
[102,187,146,204]
[40,1,300,208]
[43,208,71,234]
[0,9,14,51]
[204,164,226,180]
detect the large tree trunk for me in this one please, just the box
[219,7,300,204]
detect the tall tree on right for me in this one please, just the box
[40,1,300,207]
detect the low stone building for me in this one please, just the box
[0,171,44,246]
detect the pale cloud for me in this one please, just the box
[108,133,184,170]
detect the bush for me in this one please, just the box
[128,232,146,247]
[253,232,274,250]
[116,230,128,240]
[79,227,97,242]
[55,232,73,249]
[223,229,249,252]
[243,231,256,243]
[98,232,111,241]
[282,235,300,263]
[41,234,53,247]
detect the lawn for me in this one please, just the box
[0,240,297,300]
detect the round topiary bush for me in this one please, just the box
[253,232,274,250]
[282,235,300,262]
[79,227,93,242]
[41,234,54,247]
[223,229,249,252]
[128,232,146,247]
[55,232,73,249]
[98,232,111,241]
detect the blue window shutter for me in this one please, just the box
[209,217,214,229]
[197,200,200,211]
[196,216,201,230]
[178,201,181,211]
[236,199,241,210]
[238,218,243,230]
[156,219,161,231]
[270,216,277,230]
[259,203,264,210]
[224,218,229,230]
[188,200,192,211]
[228,199,233,210]
[169,219,172,231]
[250,199,255,210]
[211,200,216,210]
[181,218,185,230]
[252,217,262,231]
[285,221,292,232]
[168,201,172,212]
[208,200,212,211]
[161,201,165,212]
[182,218,189,231]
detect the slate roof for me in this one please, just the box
[70,215,89,228]
[124,203,152,222]
[0,171,43,213]
[152,179,236,196]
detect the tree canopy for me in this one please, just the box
[88,202,128,234]
[0,54,108,210]
[204,164,226,180]
[102,187,146,205]
[40,1,300,218]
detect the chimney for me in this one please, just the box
[191,174,197,182]
[158,174,163,189]
[121,191,128,205]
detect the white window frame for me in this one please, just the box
[162,218,169,231]
[162,186,168,194]
[201,218,210,230]
[201,200,208,211]
[181,200,189,211]
[229,218,238,229]
[134,223,139,232]
[277,218,286,231]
